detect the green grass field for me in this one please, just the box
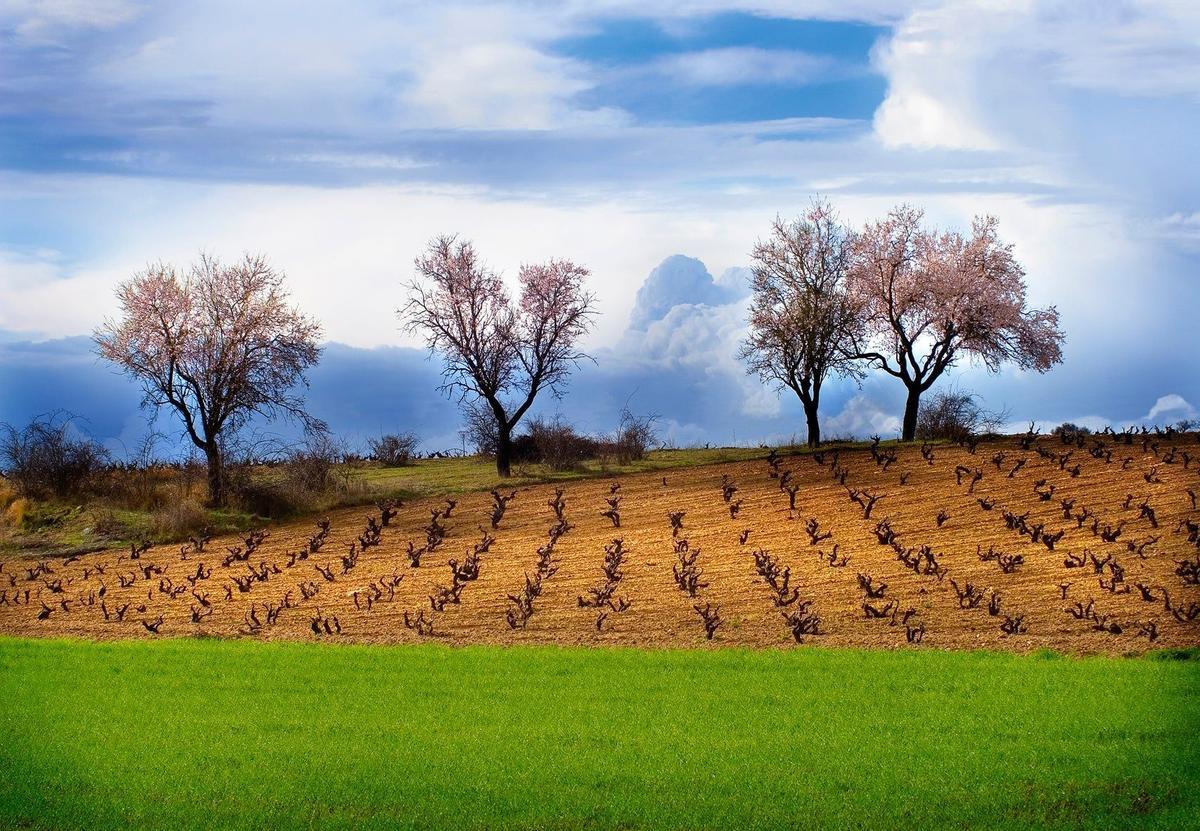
[1,638,1197,830]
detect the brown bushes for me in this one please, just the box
[149,499,210,541]
[368,432,419,467]
[0,413,109,499]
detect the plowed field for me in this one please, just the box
[4,435,1199,654]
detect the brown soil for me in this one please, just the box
[2,437,1198,655]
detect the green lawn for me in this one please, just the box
[1,639,1197,830]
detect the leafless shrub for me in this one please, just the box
[862,600,895,619]
[856,573,887,598]
[673,544,708,597]
[668,511,686,537]
[491,488,516,529]
[610,406,658,465]
[916,391,1007,443]
[805,518,832,545]
[377,499,401,527]
[403,609,435,636]
[949,579,986,609]
[781,608,822,642]
[399,540,422,568]
[368,432,420,467]
[548,488,567,521]
[1000,615,1027,635]
[601,495,621,527]
[283,431,344,493]
[505,572,542,629]
[693,603,721,640]
[0,412,109,498]
[1176,554,1200,586]
[516,416,599,471]
[750,549,800,607]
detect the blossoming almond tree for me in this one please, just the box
[739,200,861,448]
[94,254,324,506]
[847,206,1065,441]
[400,235,597,477]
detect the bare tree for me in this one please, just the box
[847,207,1064,441]
[739,200,860,447]
[401,236,597,477]
[95,253,324,506]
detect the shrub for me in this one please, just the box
[916,392,1006,442]
[90,507,136,540]
[3,497,27,528]
[368,432,420,467]
[232,481,302,518]
[284,432,344,492]
[0,477,15,512]
[95,433,172,510]
[1052,422,1092,437]
[0,412,109,499]
[515,416,599,471]
[611,407,658,465]
[149,499,211,541]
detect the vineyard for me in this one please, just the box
[3,429,1199,654]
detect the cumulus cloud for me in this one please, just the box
[1145,393,1197,423]
[611,254,785,420]
[627,255,748,330]
[821,393,901,439]
[714,265,752,294]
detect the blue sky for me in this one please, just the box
[1,1,1198,456]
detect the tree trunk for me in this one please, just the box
[204,444,225,507]
[495,423,512,478]
[902,385,922,442]
[803,400,821,448]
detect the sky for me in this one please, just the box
[1,0,1198,457]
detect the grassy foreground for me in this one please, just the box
[1,639,1197,830]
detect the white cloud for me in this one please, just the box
[0,0,140,43]
[1047,2,1200,100]
[400,6,624,130]
[0,247,117,337]
[649,47,838,87]
[871,3,1015,150]
[1153,211,1200,249]
[278,153,429,171]
[823,394,902,439]
[1145,393,1197,422]
[871,0,1200,172]
[26,2,621,134]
